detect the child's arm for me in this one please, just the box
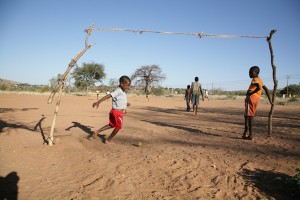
[123,103,131,114]
[263,85,273,105]
[200,85,204,101]
[247,83,261,96]
[92,94,111,108]
[184,90,188,100]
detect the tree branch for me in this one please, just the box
[48,24,94,104]
[267,29,277,136]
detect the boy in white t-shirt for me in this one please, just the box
[92,76,131,143]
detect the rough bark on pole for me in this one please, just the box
[47,24,94,146]
[48,85,64,146]
[267,29,277,136]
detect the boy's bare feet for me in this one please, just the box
[105,139,115,144]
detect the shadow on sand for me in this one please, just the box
[240,168,299,199]
[65,121,106,143]
[0,114,49,145]
[33,115,48,145]
[142,119,221,137]
[0,171,19,200]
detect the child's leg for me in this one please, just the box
[248,117,253,139]
[106,128,119,143]
[192,97,196,115]
[186,100,190,111]
[245,96,257,140]
[194,96,200,115]
[243,116,248,137]
[93,124,112,138]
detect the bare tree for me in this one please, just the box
[131,65,166,97]
[108,78,119,88]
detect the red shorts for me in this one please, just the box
[245,95,260,117]
[109,109,124,130]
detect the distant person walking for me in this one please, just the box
[184,85,191,111]
[205,90,209,101]
[191,77,204,116]
[96,90,100,100]
[106,89,110,101]
[243,66,273,140]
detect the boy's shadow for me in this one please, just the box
[65,122,106,143]
[96,134,107,144]
[65,121,93,137]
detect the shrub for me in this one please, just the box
[0,84,8,91]
[151,87,165,96]
[276,101,286,106]
[289,96,299,102]
[40,86,50,93]
[226,94,237,100]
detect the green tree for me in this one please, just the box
[72,62,106,91]
[280,84,300,96]
[49,74,62,89]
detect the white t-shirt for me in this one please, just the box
[110,87,127,109]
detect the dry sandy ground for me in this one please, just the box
[0,94,299,200]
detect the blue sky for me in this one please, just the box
[0,0,299,90]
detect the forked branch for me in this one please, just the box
[267,29,277,136]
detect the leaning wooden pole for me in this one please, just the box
[267,29,277,136]
[48,84,64,146]
[48,25,94,104]
[47,24,95,145]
